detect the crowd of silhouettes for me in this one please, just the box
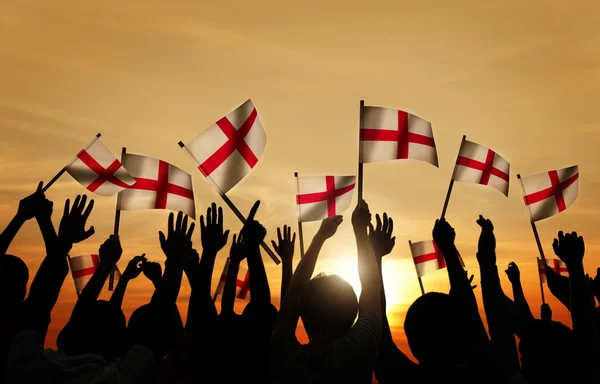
[1,182,599,383]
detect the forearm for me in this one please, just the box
[440,244,469,293]
[109,276,131,309]
[196,249,217,294]
[568,262,597,343]
[35,216,58,257]
[151,260,183,308]
[247,246,270,305]
[355,227,381,314]
[511,281,533,318]
[0,214,25,255]
[280,260,293,303]
[221,260,240,314]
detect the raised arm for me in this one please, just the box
[504,262,533,319]
[476,215,519,378]
[196,203,229,294]
[221,234,246,315]
[272,225,296,303]
[544,266,571,311]
[110,254,146,309]
[242,201,271,306]
[552,231,597,379]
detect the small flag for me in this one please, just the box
[360,106,438,166]
[118,154,196,218]
[539,258,568,283]
[184,99,266,195]
[452,140,510,196]
[296,175,356,222]
[214,260,251,300]
[410,240,446,278]
[66,139,135,196]
[521,166,579,222]
[68,254,121,293]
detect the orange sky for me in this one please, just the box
[1,0,599,359]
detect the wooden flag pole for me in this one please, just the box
[440,135,466,219]
[42,133,102,193]
[538,257,546,304]
[517,174,548,269]
[109,147,126,291]
[294,172,306,258]
[409,241,426,296]
[178,141,280,265]
[357,100,365,201]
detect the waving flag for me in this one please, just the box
[360,106,438,166]
[118,154,196,218]
[520,166,579,222]
[452,140,510,196]
[66,138,134,196]
[296,175,356,222]
[214,259,251,301]
[539,258,568,283]
[410,240,446,277]
[184,99,266,195]
[68,254,121,294]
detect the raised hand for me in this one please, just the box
[476,215,496,266]
[58,195,95,245]
[17,181,47,220]
[123,254,147,280]
[230,233,247,264]
[240,201,266,247]
[432,218,455,250]
[159,211,195,265]
[552,230,585,266]
[505,262,520,284]
[200,202,230,253]
[351,199,371,230]
[316,215,343,240]
[467,272,478,290]
[271,225,296,264]
[368,212,395,258]
[142,261,163,285]
[99,235,122,267]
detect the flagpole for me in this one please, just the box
[440,135,466,219]
[517,174,548,269]
[42,133,102,193]
[294,172,306,258]
[409,241,426,296]
[538,257,546,304]
[357,100,365,201]
[109,147,126,291]
[178,141,280,265]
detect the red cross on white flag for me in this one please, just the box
[68,254,121,294]
[520,166,579,222]
[214,260,251,301]
[360,106,438,166]
[118,154,196,218]
[410,240,446,278]
[184,99,266,195]
[296,175,356,222]
[66,139,135,196]
[538,258,568,283]
[452,140,510,196]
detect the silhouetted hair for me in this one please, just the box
[404,292,470,367]
[60,300,126,362]
[127,303,181,355]
[299,274,358,341]
[0,255,28,305]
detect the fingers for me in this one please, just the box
[200,215,206,230]
[176,211,183,233]
[375,214,382,232]
[210,202,217,224]
[388,217,394,235]
[83,226,95,241]
[168,212,174,236]
[36,181,43,193]
[368,222,375,235]
[63,199,70,217]
[217,206,223,227]
[291,232,296,245]
[79,195,88,214]
[73,195,81,213]
[159,231,166,247]
[223,230,230,243]
[247,200,260,221]
[206,206,212,226]
[187,222,196,239]
[271,240,278,253]
[382,213,388,232]
[277,227,283,243]
[558,230,565,244]
[82,199,94,220]
[552,238,560,255]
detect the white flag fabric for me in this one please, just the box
[410,240,446,278]
[118,154,196,218]
[69,254,121,293]
[452,140,510,196]
[360,106,438,166]
[66,138,135,196]
[214,260,251,301]
[520,166,579,222]
[296,176,356,222]
[539,258,568,283]
[185,99,266,195]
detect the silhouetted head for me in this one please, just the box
[404,292,470,368]
[540,304,552,321]
[127,303,180,358]
[59,300,126,362]
[0,255,28,306]
[519,320,580,383]
[299,274,358,342]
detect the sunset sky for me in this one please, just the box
[1,1,600,359]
